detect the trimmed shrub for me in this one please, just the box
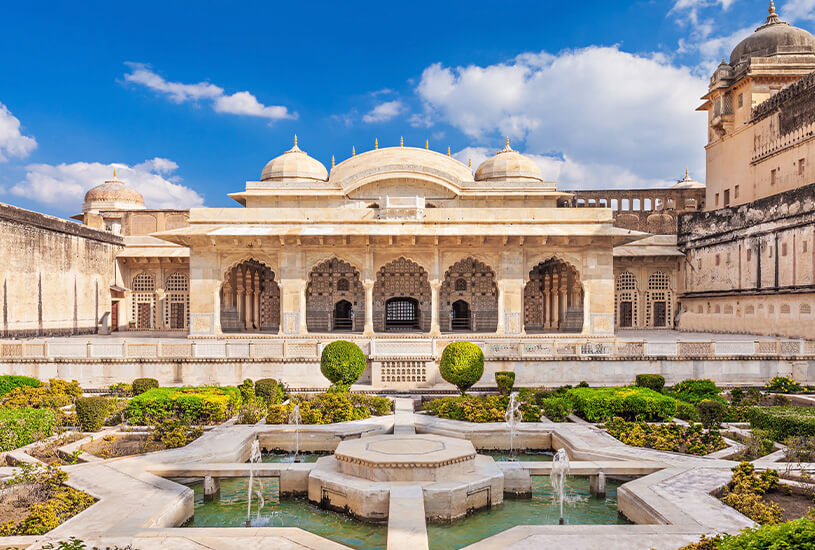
[423,394,541,423]
[126,387,242,425]
[765,376,802,394]
[720,462,782,525]
[255,378,282,404]
[132,378,159,396]
[566,386,677,422]
[439,341,484,395]
[729,387,745,404]
[697,399,727,429]
[495,372,515,396]
[0,379,81,410]
[675,400,700,422]
[0,375,40,396]
[667,379,722,404]
[74,397,111,432]
[604,417,727,455]
[237,398,267,424]
[320,341,366,390]
[0,408,57,451]
[635,374,665,393]
[266,393,391,425]
[749,406,815,441]
[238,379,255,401]
[541,397,572,422]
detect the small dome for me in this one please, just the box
[672,169,705,189]
[82,172,145,213]
[729,2,815,65]
[260,136,328,183]
[474,138,543,183]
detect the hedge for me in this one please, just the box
[749,407,815,441]
[495,372,515,396]
[667,379,723,404]
[255,378,282,404]
[75,397,112,432]
[604,417,726,455]
[423,395,542,423]
[132,378,159,396]
[266,393,392,425]
[635,374,665,393]
[320,341,366,389]
[126,387,241,425]
[0,408,57,451]
[567,386,677,422]
[0,375,40,396]
[0,379,82,410]
[439,341,484,395]
[541,397,572,422]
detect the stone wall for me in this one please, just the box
[677,184,815,338]
[0,202,123,337]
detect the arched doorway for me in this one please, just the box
[524,259,583,333]
[333,300,353,331]
[451,300,471,331]
[306,258,363,332]
[220,260,280,333]
[646,271,672,328]
[165,272,189,330]
[615,271,638,329]
[131,272,156,330]
[374,258,430,332]
[440,257,498,332]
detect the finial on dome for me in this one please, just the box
[113,168,116,179]
[294,134,298,147]
[331,155,335,169]
[685,167,689,179]
[400,136,404,147]
[425,139,429,150]
[769,0,776,16]
[352,146,356,157]
[468,157,471,168]
[763,0,782,25]
[447,146,451,156]
[499,136,515,154]
[506,136,510,148]
[375,138,378,150]
[286,134,302,153]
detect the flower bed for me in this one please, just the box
[0,407,57,452]
[567,386,676,422]
[423,394,544,423]
[681,516,815,549]
[0,375,40,396]
[125,387,242,425]
[749,407,815,441]
[603,417,727,455]
[266,393,392,424]
[0,379,82,411]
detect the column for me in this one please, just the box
[253,272,260,329]
[298,281,307,334]
[363,280,375,335]
[236,268,245,325]
[155,288,166,330]
[559,268,568,323]
[244,268,253,330]
[430,280,441,335]
[543,273,550,329]
[551,273,560,330]
[496,281,506,334]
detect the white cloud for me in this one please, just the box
[0,103,37,162]
[10,158,205,212]
[782,0,815,22]
[362,100,404,123]
[416,47,707,186]
[123,63,296,122]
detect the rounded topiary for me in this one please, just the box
[255,378,280,403]
[320,341,366,390]
[636,374,666,393]
[697,399,727,429]
[75,397,111,432]
[495,371,515,396]
[132,378,159,396]
[440,341,484,395]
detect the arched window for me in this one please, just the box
[165,272,189,330]
[454,278,467,291]
[646,272,672,328]
[615,271,638,328]
[131,273,156,330]
[336,278,350,292]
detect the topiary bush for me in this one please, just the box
[0,375,41,396]
[667,379,722,404]
[255,378,282,404]
[697,399,728,429]
[439,341,484,395]
[132,378,159,396]
[74,397,111,432]
[541,397,572,422]
[0,408,57,451]
[320,341,366,390]
[675,400,700,422]
[237,379,255,401]
[495,371,515,396]
[635,374,665,393]
[566,386,677,422]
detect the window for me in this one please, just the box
[782,242,788,256]
[715,193,720,206]
[715,254,721,266]
[800,158,806,176]
[727,252,731,263]
[805,241,809,253]
[781,304,791,315]
[336,278,350,291]
[734,185,740,199]
[801,303,812,315]
[747,249,752,262]
[769,246,773,258]
[454,278,467,291]
[723,189,730,207]
[771,169,777,185]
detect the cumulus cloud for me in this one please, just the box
[416,47,707,187]
[782,0,815,22]
[362,100,404,123]
[10,158,205,212]
[123,63,296,122]
[0,103,37,162]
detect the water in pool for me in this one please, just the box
[185,475,627,550]
[261,451,326,463]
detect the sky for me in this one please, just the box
[1,0,814,217]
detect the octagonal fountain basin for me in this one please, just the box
[308,433,504,521]
[184,475,628,550]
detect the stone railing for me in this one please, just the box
[751,119,815,163]
[1,336,812,361]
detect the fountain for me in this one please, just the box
[551,448,570,525]
[290,402,302,463]
[504,391,522,461]
[245,438,265,526]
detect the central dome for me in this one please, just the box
[475,138,543,183]
[260,136,328,183]
[730,2,815,65]
[82,172,145,213]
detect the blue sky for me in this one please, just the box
[1,0,813,216]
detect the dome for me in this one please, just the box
[672,169,705,189]
[474,138,543,183]
[260,136,328,183]
[729,2,815,65]
[82,172,145,213]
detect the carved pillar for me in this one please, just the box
[155,288,166,330]
[236,267,245,325]
[222,279,233,309]
[253,272,260,330]
[363,280,374,335]
[552,272,560,330]
[559,267,568,325]
[299,281,307,334]
[496,281,506,334]
[430,279,441,335]
[543,272,550,329]
[244,268,253,330]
